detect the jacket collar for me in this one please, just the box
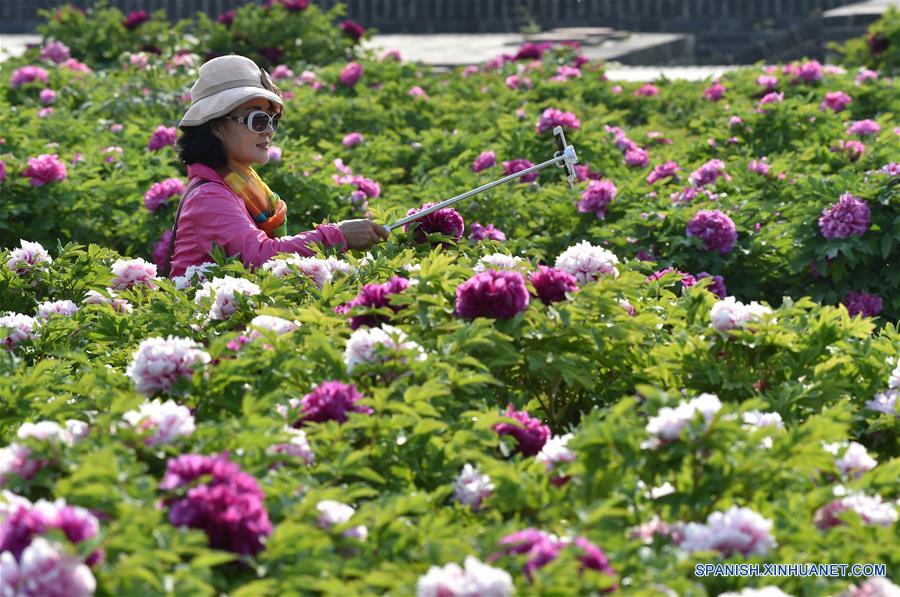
[186,162,227,185]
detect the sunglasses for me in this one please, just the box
[225,110,281,134]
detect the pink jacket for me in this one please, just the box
[168,163,347,278]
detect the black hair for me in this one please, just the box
[176,120,228,169]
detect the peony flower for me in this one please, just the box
[270,64,293,80]
[0,537,96,597]
[417,556,514,597]
[468,222,506,242]
[82,289,133,314]
[194,276,261,320]
[267,146,282,162]
[494,405,550,456]
[535,108,580,134]
[820,91,852,112]
[144,178,185,213]
[455,270,529,320]
[846,120,880,137]
[473,253,524,274]
[696,272,727,299]
[840,578,900,597]
[471,150,497,173]
[339,62,363,86]
[160,453,272,555]
[283,380,372,425]
[39,88,56,105]
[340,19,365,41]
[704,82,725,100]
[686,209,737,254]
[491,529,614,582]
[404,202,465,243]
[147,125,177,151]
[126,336,211,395]
[40,41,70,64]
[122,9,149,30]
[748,158,770,176]
[646,161,681,185]
[0,160,5,183]
[855,68,878,85]
[842,291,883,318]
[261,255,334,288]
[248,315,298,339]
[0,444,41,486]
[834,442,877,478]
[10,66,49,88]
[453,464,494,510]
[818,194,870,239]
[343,324,426,374]
[678,506,775,557]
[110,257,157,290]
[151,230,173,269]
[267,427,315,465]
[35,300,78,321]
[688,159,727,187]
[22,154,66,186]
[634,83,659,97]
[340,276,409,330]
[814,491,898,529]
[101,146,123,163]
[555,240,619,284]
[6,240,52,275]
[529,266,578,305]
[316,500,367,540]
[535,433,575,472]
[643,393,722,448]
[831,139,866,161]
[60,59,91,74]
[409,86,429,99]
[502,159,538,183]
[577,179,617,219]
[381,48,402,61]
[0,313,37,349]
[710,297,772,332]
[757,92,784,108]
[757,75,778,90]
[342,132,364,147]
[122,399,195,446]
[795,60,823,83]
[624,147,649,167]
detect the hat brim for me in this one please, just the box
[179,87,284,128]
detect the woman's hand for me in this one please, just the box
[336,219,390,250]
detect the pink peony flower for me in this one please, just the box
[194,276,260,320]
[502,159,538,183]
[490,529,615,582]
[471,150,497,173]
[122,399,195,446]
[846,119,880,137]
[494,405,549,456]
[270,64,293,81]
[126,336,212,395]
[646,161,681,185]
[688,159,727,187]
[267,427,315,465]
[267,146,282,162]
[624,147,649,168]
[381,49,402,61]
[535,433,575,472]
[529,266,578,305]
[6,240,52,275]
[339,276,410,329]
[555,240,619,284]
[678,506,776,557]
[22,154,66,186]
[147,125,177,151]
[315,500,367,540]
[408,86,428,99]
[404,202,464,243]
[758,91,784,107]
[814,492,897,529]
[834,441,877,477]
[0,313,38,349]
[831,139,866,161]
[687,209,738,254]
[339,62,363,86]
[574,164,602,182]
[468,222,506,242]
[60,59,92,74]
[535,108,580,134]
[10,66,49,88]
[710,297,771,332]
[855,68,878,85]
[757,75,778,90]
[634,83,659,97]
[282,380,371,426]
[748,158,770,176]
[0,537,96,597]
[110,257,157,290]
[577,179,617,220]
[842,290,883,318]
[144,178,185,213]
[343,324,426,374]
[39,88,56,105]
[82,290,133,314]
[160,453,272,555]
[796,60,823,83]
[643,393,722,448]
[35,300,78,321]
[819,193,870,239]
[40,41,70,64]
[261,255,334,288]
[453,464,494,510]
[342,132,364,147]
[417,556,514,596]
[820,91,852,112]
[455,270,529,320]
[704,82,725,100]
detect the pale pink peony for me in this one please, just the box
[0,537,95,597]
[834,442,877,478]
[643,393,722,448]
[453,464,494,510]
[0,444,41,486]
[35,300,78,321]
[710,297,772,332]
[814,491,898,529]
[267,427,315,465]
[472,253,525,274]
[343,324,426,374]
[0,313,37,349]
[678,506,775,557]
[125,336,212,395]
[535,433,575,472]
[342,132,364,147]
[840,577,900,597]
[39,88,56,105]
[248,315,299,339]
[6,240,52,275]
[316,500,367,541]
[846,120,881,137]
[855,69,878,85]
[22,154,67,186]
[409,86,429,99]
[270,65,293,80]
[122,399,196,446]
[110,257,157,290]
[554,240,619,284]
[261,255,333,288]
[194,276,261,320]
[172,262,215,290]
[267,146,282,162]
[147,125,177,151]
[416,556,514,597]
[81,289,133,314]
[40,41,71,64]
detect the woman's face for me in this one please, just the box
[213,97,281,169]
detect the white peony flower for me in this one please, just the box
[417,556,515,597]
[125,336,212,395]
[249,315,299,337]
[0,312,38,348]
[6,240,52,275]
[535,433,575,472]
[453,464,494,510]
[122,399,195,446]
[679,506,775,557]
[35,300,79,321]
[710,296,772,332]
[267,427,315,465]
[554,240,619,284]
[834,441,877,478]
[473,253,525,273]
[344,324,427,374]
[643,393,722,449]
[316,499,367,541]
[172,261,215,290]
[261,255,334,288]
[194,276,261,320]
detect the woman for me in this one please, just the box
[165,54,388,278]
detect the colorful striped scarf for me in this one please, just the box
[223,166,287,238]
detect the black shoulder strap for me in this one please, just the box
[161,178,209,279]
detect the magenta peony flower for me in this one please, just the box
[491,528,562,580]
[704,82,725,101]
[647,267,697,292]
[856,68,878,84]
[820,91,852,112]
[287,380,372,425]
[339,62,363,86]
[22,154,66,187]
[646,161,681,185]
[269,0,310,11]
[757,75,778,90]
[10,66,49,88]
[624,147,649,167]
[503,159,538,183]
[535,108,580,134]
[403,202,464,243]
[408,86,428,99]
[468,222,506,242]
[0,159,5,183]
[843,291,883,318]
[696,272,728,299]
[846,119,881,137]
[634,83,659,97]
[514,42,550,60]
[455,270,529,320]
[40,41,70,64]
[217,10,235,25]
[151,230,173,269]
[494,405,549,456]
[122,10,149,30]
[748,158,770,176]
[577,179,617,220]
[144,177,185,213]
[147,125,177,151]
[340,19,365,42]
[758,91,784,107]
[529,266,578,305]
[160,453,272,556]
[342,132,364,147]
[39,88,56,105]
[831,139,866,161]
[340,276,410,329]
[472,150,497,173]
[688,159,727,187]
[818,193,870,239]
[574,164,602,182]
[686,209,738,254]
[796,60,823,83]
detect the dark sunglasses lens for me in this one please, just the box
[250,112,271,132]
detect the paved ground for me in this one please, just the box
[0,32,738,82]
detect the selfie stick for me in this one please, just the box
[384,126,578,234]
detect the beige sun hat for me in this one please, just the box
[179,55,284,127]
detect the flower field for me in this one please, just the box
[1,3,898,595]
